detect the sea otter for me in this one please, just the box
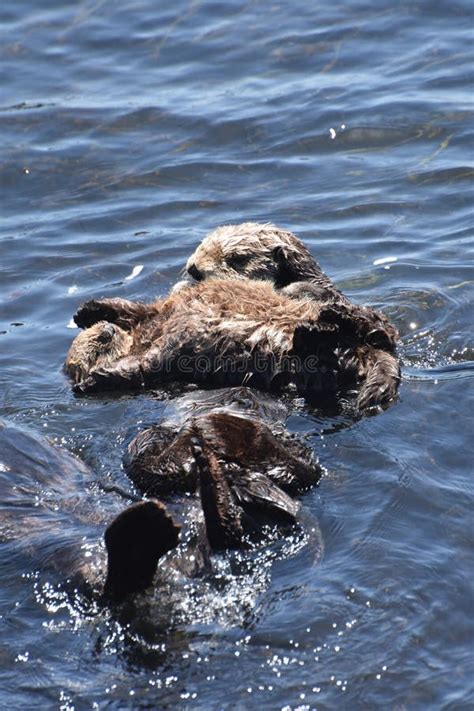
[68,276,399,409]
[123,386,322,548]
[66,321,320,543]
[186,222,347,303]
[185,222,401,408]
[0,419,180,603]
[66,322,322,545]
[66,320,134,385]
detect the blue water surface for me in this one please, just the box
[0,0,473,708]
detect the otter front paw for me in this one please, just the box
[74,300,110,329]
[73,359,144,394]
[72,367,114,394]
[73,375,99,394]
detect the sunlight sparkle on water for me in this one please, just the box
[373,256,397,266]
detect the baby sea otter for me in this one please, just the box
[68,276,399,409]
[186,222,346,302]
[185,222,401,408]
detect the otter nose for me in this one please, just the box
[187,263,204,281]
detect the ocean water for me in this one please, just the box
[0,0,473,708]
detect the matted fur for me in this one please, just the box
[68,278,399,409]
[65,321,133,384]
[123,387,321,548]
[184,222,401,408]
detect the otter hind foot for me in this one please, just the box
[103,500,181,601]
[124,424,198,497]
[232,470,300,524]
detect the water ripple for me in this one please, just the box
[1,0,473,707]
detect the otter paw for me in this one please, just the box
[73,366,115,393]
[74,300,109,329]
[72,375,99,394]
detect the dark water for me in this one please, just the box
[1,0,473,707]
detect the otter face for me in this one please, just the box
[65,321,133,384]
[186,222,319,288]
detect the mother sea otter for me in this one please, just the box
[65,321,322,546]
[68,273,399,410]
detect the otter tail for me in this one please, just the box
[355,348,401,411]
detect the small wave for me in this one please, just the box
[408,166,474,185]
[403,361,474,383]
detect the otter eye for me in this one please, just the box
[226,253,250,269]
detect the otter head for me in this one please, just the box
[186,222,322,288]
[65,321,133,384]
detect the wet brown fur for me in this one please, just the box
[126,410,319,499]
[124,391,317,549]
[69,278,399,409]
[65,321,133,384]
[184,222,401,409]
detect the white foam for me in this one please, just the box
[373,256,397,266]
[125,265,144,281]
